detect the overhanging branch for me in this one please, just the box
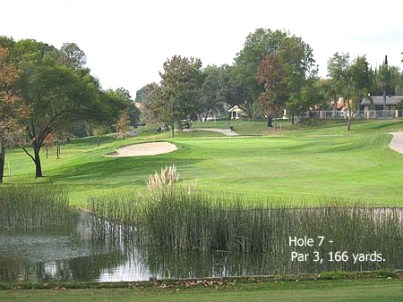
[22,146,35,163]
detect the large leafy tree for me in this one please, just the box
[9,39,104,177]
[158,55,203,137]
[0,46,29,183]
[300,77,329,111]
[345,56,371,130]
[232,29,287,118]
[327,52,353,109]
[281,35,317,122]
[234,28,316,120]
[327,53,373,130]
[198,65,228,121]
[142,82,165,125]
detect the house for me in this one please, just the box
[228,105,243,119]
[360,95,403,110]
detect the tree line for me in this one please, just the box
[137,28,403,135]
[1,29,402,180]
[0,37,139,181]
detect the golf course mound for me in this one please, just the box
[107,142,177,157]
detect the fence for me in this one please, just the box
[306,110,403,119]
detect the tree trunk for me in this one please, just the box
[291,112,295,125]
[203,111,209,122]
[170,122,175,138]
[347,110,353,131]
[0,143,5,184]
[267,116,273,127]
[34,145,43,178]
[383,89,387,111]
[56,141,61,159]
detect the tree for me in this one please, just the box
[281,35,317,122]
[233,28,316,119]
[115,87,140,126]
[116,109,130,138]
[0,46,28,183]
[92,125,109,146]
[232,29,287,118]
[327,53,371,130]
[198,65,227,121]
[256,53,287,126]
[60,42,87,69]
[375,56,401,109]
[98,89,133,133]
[346,56,371,131]
[299,77,329,115]
[327,52,351,103]
[142,82,165,125]
[135,85,148,103]
[11,39,103,177]
[158,55,203,137]
[233,28,317,117]
[377,55,390,110]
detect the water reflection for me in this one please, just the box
[0,210,402,282]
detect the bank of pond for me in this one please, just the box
[0,185,402,282]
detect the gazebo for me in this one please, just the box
[228,105,243,119]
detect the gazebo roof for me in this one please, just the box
[228,105,243,112]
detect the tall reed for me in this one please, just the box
[88,189,403,267]
[0,184,72,229]
[147,164,179,193]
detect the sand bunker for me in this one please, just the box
[107,142,177,157]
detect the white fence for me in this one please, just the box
[306,110,403,119]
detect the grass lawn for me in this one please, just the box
[1,279,402,302]
[2,119,403,207]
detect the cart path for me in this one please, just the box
[389,132,403,154]
[186,128,239,136]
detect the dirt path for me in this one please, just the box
[106,142,177,157]
[389,132,403,154]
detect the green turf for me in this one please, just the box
[0,279,402,302]
[2,119,403,207]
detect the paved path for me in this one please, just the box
[389,132,403,154]
[186,128,239,136]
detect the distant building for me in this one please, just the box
[360,95,403,110]
[228,105,243,119]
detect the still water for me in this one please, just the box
[0,211,402,282]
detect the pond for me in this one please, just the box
[1,209,402,282]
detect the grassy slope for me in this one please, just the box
[3,119,403,207]
[1,279,402,302]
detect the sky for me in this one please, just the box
[1,0,403,98]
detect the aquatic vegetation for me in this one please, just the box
[0,184,72,229]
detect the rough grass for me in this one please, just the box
[2,119,403,207]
